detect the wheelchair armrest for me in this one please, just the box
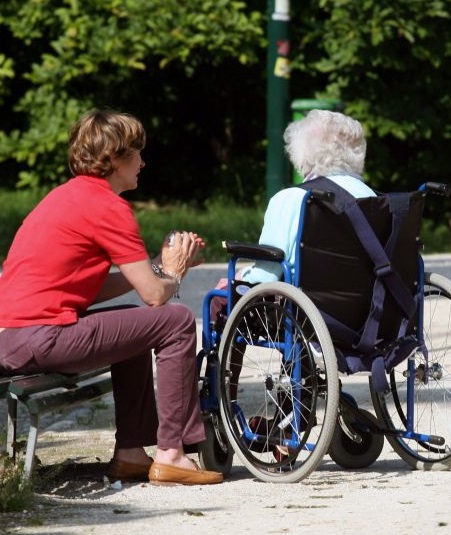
[222,241,285,261]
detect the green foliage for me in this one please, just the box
[0,0,265,192]
[0,54,14,74]
[134,196,265,261]
[421,219,451,255]
[291,0,451,194]
[0,454,34,512]
[0,188,48,260]
[0,0,450,229]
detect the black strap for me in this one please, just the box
[344,195,415,352]
[299,177,416,353]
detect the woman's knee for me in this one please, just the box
[169,303,196,328]
[165,303,196,333]
[155,304,197,358]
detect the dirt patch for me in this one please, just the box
[34,458,111,499]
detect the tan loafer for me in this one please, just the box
[107,456,153,482]
[149,461,223,485]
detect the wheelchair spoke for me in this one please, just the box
[219,282,339,483]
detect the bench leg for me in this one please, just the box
[23,413,39,479]
[6,395,18,461]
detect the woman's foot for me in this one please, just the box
[149,447,223,485]
[107,446,153,482]
[113,446,151,465]
[154,448,199,470]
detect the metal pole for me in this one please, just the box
[266,0,290,201]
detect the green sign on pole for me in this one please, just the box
[265,0,290,202]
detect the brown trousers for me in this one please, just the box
[0,303,205,450]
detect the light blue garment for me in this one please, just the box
[241,175,376,283]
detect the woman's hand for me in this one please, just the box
[160,230,206,279]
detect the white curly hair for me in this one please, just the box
[283,109,367,180]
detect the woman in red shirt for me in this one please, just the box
[0,109,222,485]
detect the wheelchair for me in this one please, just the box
[196,179,451,483]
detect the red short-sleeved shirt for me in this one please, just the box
[0,175,148,326]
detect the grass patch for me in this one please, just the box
[0,188,49,264]
[134,197,264,262]
[420,219,451,255]
[0,453,34,512]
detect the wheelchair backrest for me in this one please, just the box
[295,177,425,353]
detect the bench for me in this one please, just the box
[0,368,112,478]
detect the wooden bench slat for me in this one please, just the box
[1,366,113,478]
[25,377,113,415]
[7,367,111,397]
[7,373,80,396]
[0,375,38,395]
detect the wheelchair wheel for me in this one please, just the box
[218,282,339,483]
[370,272,451,470]
[329,407,384,469]
[198,417,234,475]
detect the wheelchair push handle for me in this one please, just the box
[421,182,451,197]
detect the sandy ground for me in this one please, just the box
[2,257,451,534]
[2,351,451,535]
[2,434,451,535]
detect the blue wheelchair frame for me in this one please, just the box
[197,181,450,471]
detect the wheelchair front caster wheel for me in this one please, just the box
[329,408,384,469]
[198,419,234,475]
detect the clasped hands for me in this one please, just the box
[160,230,206,280]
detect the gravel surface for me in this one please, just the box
[2,352,451,535]
[2,258,451,534]
[2,440,451,535]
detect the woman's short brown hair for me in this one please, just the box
[68,109,146,177]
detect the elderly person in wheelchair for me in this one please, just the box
[240,109,374,285]
[198,109,451,483]
[212,109,374,318]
